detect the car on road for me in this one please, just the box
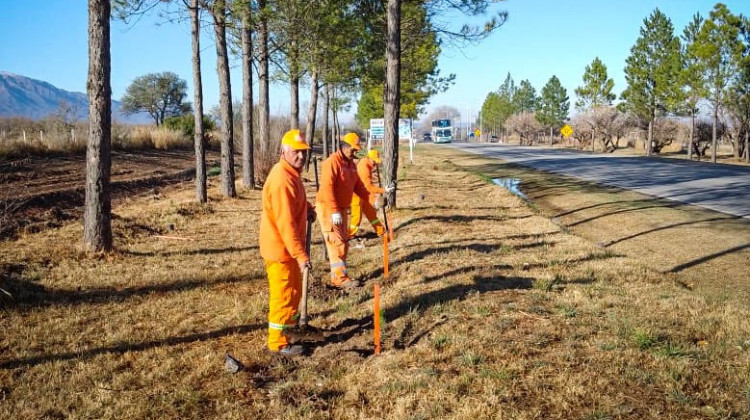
[423,133,432,142]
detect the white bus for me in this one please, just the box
[431,119,452,143]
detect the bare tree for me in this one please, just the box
[84,0,112,251]
[383,0,401,207]
[210,0,236,198]
[304,70,320,170]
[257,0,271,157]
[505,112,541,146]
[240,1,255,188]
[322,84,330,157]
[189,0,207,202]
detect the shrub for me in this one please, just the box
[163,114,216,137]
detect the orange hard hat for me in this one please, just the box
[367,149,382,164]
[342,132,362,150]
[281,129,310,150]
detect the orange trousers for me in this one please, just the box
[316,203,351,286]
[265,260,301,351]
[348,193,381,237]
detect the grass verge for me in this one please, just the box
[1,145,749,418]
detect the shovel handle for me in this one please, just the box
[300,221,313,327]
[299,266,310,327]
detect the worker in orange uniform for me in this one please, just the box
[316,133,389,289]
[349,149,386,237]
[259,129,315,357]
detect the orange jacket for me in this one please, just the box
[260,158,311,264]
[316,150,371,213]
[357,158,386,195]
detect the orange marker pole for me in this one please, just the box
[374,282,381,355]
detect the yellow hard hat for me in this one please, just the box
[342,132,362,150]
[368,149,382,164]
[281,129,310,150]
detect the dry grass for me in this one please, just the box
[1,145,749,419]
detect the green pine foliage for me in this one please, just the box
[622,8,683,122]
[574,57,615,112]
[536,75,569,129]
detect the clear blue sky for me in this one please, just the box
[2,1,749,125]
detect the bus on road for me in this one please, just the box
[431,119,452,143]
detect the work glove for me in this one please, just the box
[331,212,343,226]
[385,186,395,193]
[374,194,384,211]
[298,259,312,272]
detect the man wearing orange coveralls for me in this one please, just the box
[349,149,386,237]
[316,133,389,289]
[259,129,315,356]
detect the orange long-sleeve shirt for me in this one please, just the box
[260,158,311,264]
[357,158,386,195]
[316,150,371,213]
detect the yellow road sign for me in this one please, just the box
[560,124,573,138]
[474,129,481,138]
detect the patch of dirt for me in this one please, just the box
[0,149,220,240]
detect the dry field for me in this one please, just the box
[1,145,749,419]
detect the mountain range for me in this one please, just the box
[0,71,150,124]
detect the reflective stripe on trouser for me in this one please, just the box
[265,259,302,351]
[316,202,351,286]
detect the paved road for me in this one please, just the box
[445,142,750,219]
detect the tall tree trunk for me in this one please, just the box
[688,109,694,161]
[745,129,749,163]
[331,88,339,148]
[190,0,206,202]
[304,71,319,170]
[322,84,330,157]
[332,100,340,149]
[213,1,236,198]
[712,102,718,164]
[241,6,255,189]
[383,0,401,207]
[290,43,300,130]
[647,118,653,157]
[258,0,270,156]
[84,0,112,252]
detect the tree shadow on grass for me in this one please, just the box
[669,242,750,273]
[604,215,741,247]
[395,214,530,232]
[124,245,258,258]
[0,271,265,310]
[0,323,264,370]
[312,274,534,354]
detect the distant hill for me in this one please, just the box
[0,71,150,124]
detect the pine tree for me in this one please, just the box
[622,8,683,156]
[692,3,743,163]
[537,75,569,134]
[574,57,615,112]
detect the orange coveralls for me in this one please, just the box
[259,158,312,351]
[349,158,386,237]
[316,150,384,286]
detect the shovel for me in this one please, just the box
[298,217,313,329]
